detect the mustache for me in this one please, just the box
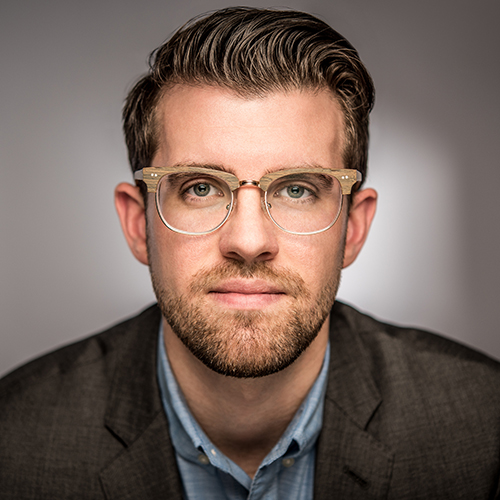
[188,261,309,299]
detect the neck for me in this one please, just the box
[163,318,329,478]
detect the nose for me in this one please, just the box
[218,184,279,264]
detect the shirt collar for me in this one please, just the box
[157,323,330,479]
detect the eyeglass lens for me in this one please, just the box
[156,172,342,234]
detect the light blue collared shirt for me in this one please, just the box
[157,327,330,500]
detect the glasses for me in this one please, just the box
[134,166,361,236]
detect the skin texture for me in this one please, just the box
[115,85,377,477]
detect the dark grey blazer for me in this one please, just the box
[1,302,500,499]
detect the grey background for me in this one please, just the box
[1,0,499,376]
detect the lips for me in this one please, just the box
[208,279,286,309]
[210,279,285,295]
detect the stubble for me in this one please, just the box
[150,259,341,378]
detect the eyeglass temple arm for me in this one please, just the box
[134,169,160,193]
[342,170,362,194]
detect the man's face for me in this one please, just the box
[146,85,351,377]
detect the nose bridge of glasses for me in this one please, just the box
[238,179,260,188]
[231,180,269,216]
[235,180,268,205]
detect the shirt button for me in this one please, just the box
[282,458,295,468]
[197,454,210,465]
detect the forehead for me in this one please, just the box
[154,85,345,177]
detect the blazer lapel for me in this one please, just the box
[314,303,394,498]
[98,305,183,499]
[100,412,183,499]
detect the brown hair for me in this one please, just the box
[123,7,374,186]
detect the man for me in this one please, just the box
[1,7,499,499]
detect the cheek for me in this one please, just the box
[279,228,345,292]
[148,216,221,290]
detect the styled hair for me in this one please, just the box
[123,7,374,186]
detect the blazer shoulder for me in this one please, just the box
[323,303,500,500]
[0,303,161,401]
[330,301,500,413]
[333,300,500,371]
[0,304,164,498]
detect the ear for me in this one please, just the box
[114,182,149,265]
[343,188,377,268]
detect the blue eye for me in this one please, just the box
[191,183,211,197]
[275,184,314,200]
[287,185,305,198]
[185,182,222,198]
[180,178,228,206]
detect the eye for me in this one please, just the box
[183,180,223,198]
[188,182,215,197]
[275,183,314,200]
[285,185,307,198]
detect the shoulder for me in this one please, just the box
[0,303,161,401]
[332,300,500,378]
[324,302,500,496]
[329,300,500,440]
[331,301,500,411]
[0,304,162,496]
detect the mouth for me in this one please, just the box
[208,279,286,309]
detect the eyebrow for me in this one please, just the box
[168,162,331,178]
[170,162,237,176]
[262,163,327,176]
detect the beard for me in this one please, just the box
[150,257,342,378]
